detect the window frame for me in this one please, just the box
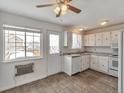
[3,25,43,62]
[72,33,82,49]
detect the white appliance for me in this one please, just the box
[64,54,82,76]
[109,42,118,77]
[109,55,118,77]
[118,31,124,93]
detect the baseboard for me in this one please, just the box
[15,75,47,87]
[0,75,47,92]
[0,84,15,92]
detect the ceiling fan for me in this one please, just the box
[36,0,81,17]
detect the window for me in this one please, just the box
[49,34,60,54]
[4,25,42,61]
[72,33,82,49]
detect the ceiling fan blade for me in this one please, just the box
[36,4,55,8]
[64,0,72,3]
[68,5,81,13]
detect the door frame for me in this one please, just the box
[46,30,63,76]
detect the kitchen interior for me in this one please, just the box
[62,27,119,77]
[1,0,124,93]
[60,25,120,93]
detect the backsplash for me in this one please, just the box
[85,47,112,54]
[62,48,84,54]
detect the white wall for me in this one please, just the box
[0,11,65,92]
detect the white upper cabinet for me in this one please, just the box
[102,32,111,46]
[84,34,95,46]
[84,35,89,46]
[84,31,118,47]
[111,31,119,44]
[89,34,95,46]
[95,33,102,46]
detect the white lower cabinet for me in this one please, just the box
[98,56,109,73]
[90,55,109,74]
[90,55,99,70]
[64,55,82,76]
[82,55,90,71]
[64,54,110,76]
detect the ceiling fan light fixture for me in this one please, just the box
[61,4,68,15]
[54,4,68,16]
[54,5,61,15]
[79,28,83,31]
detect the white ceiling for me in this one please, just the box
[0,0,124,29]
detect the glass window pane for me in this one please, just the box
[8,31,16,43]
[4,26,43,60]
[34,44,40,50]
[26,32,33,36]
[72,33,82,49]
[26,50,34,57]
[49,34,59,54]
[26,36,33,43]
[5,46,16,60]
[16,34,25,43]
[5,30,16,60]
[26,32,33,57]
[26,35,33,55]
[33,50,41,57]
[15,48,25,58]
[34,36,40,43]
[9,50,16,60]
[16,42,25,47]
[5,30,8,34]
[16,31,25,35]
[34,33,40,37]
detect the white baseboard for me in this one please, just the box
[0,75,47,92]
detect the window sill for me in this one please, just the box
[2,57,44,63]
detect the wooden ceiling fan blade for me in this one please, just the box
[36,4,55,8]
[64,0,72,3]
[68,5,81,13]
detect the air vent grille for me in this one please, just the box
[15,63,34,76]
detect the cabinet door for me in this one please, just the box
[102,32,110,46]
[111,31,119,44]
[82,55,90,71]
[84,35,89,46]
[90,55,98,70]
[89,34,95,46]
[96,33,102,46]
[82,55,85,71]
[72,57,81,74]
[85,55,90,69]
[99,56,109,73]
